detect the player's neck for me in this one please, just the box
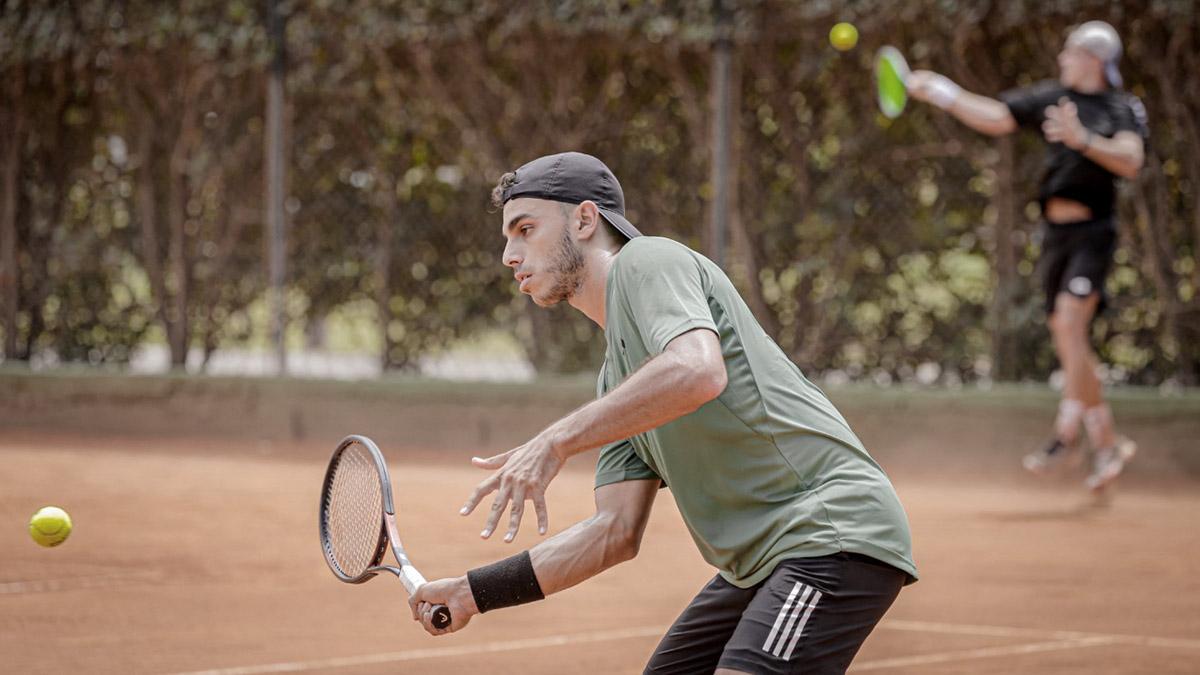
[1065,74,1107,95]
[568,249,617,328]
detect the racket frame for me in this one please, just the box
[319,434,450,628]
[876,45,911,119]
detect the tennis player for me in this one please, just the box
[409,152,917,674]
[904,21,1147,490]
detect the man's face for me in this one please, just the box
[1057,44,1100,89]
[501,198,585,307]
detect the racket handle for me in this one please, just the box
[431,604,452,630]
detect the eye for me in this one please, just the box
[520,224,533,235]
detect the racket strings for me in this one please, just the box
[324,444,384,578]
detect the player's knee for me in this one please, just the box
[1050,303,1090,338]
[1048,311,1074,337]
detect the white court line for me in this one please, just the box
[169,626,664,675]
[884,619,1200,650]
[851,636,1120,671]
[168,617,1200,675]
[0,570,164,595]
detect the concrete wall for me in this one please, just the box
[2,370,1197,478]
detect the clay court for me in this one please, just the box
[2,387,1199,674]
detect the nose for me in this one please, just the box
[502,240,521,269]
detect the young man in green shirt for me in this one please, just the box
[410,152,917,673]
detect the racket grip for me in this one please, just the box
[431,604,452,630]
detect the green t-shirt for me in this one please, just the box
[595,237,917,588]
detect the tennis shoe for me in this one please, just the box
[1085,436,1138,491]
[1022,438,1081,475]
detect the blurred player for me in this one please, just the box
[409,152,917,674]
[904,21,1147,491]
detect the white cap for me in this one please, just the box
[1067,20,1123,88]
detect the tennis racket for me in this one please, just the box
[875,45,911,119]
[319,434,451,630]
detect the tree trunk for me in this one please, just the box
[1131,159,1189,383]
[133,119,173,366]
[724,50,779,339]
[990,137,1019,381]
[375,191,398,371]
[167,151,190,369]
[0,67,23,360]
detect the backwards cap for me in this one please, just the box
[1067,20,1123,88]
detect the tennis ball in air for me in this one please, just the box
[829,22,859,51]
[29,506,73,547]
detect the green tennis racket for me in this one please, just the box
[875,46,911,119]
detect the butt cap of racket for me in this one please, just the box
[431,605,451,630]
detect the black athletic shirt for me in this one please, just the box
[1000,80,1149,219]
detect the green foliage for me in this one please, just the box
[2,0,1198,383]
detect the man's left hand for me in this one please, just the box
[1043,97,1089,150]
[460,433,565,542]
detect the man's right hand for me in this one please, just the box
[905,70,936,102]
[906,70,962,110]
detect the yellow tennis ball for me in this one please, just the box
[830,22,859,51]
[29,506,73,547]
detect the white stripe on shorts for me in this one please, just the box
[762,582,804,653]
[781,588,823,660]
[771,584,816,658]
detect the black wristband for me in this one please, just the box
[467,550,545,613]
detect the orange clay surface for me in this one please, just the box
[2,432,1198,674]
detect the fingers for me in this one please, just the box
[472,485,546,541]
[533,493,549,536]
[408,590,423,621]
[460,475,500,516]
[504,491,525,543]
[1042,119,1063,143]
[481,486,512,539]
[471,450,513,470]
[905,73,929,100]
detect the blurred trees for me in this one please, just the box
[1,0,1197,384]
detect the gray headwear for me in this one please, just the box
[1067,20,1123,89]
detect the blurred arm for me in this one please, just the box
[908,70,1017,137]
[1078,130,1144,179]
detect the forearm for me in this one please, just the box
[527,511,637,594]
[545,337,724,460]
[1077,133,1143,178]
[946,91,1016,136]
[910,70,1015,137]
[443,505,642,622]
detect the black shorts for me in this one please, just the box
[644,553,907,675]
[1038,217,1117,315]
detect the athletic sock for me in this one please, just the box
[1084,404,1116,450]
[1054,398,1085,445]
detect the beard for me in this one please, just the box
[531,227,586,307]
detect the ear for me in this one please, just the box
[575,201,602,241]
